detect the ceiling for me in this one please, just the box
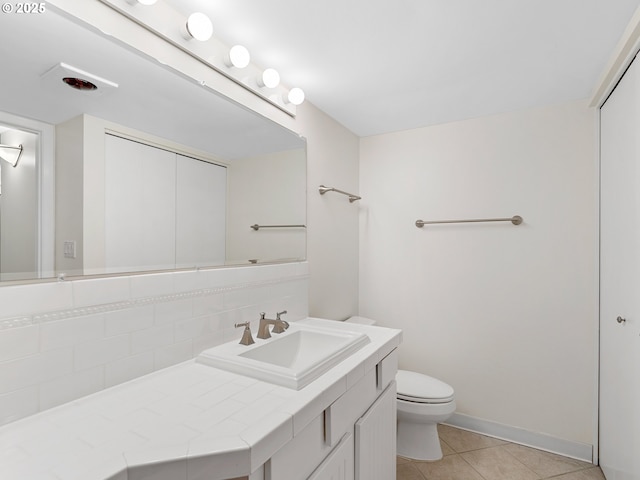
[169,0,640,137]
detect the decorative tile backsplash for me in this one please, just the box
[0,262,309,426]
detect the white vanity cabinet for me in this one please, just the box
[264,349,398,480]
[0,318,402,480]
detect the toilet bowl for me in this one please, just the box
[396,369,456,461]
[344,316,456,462]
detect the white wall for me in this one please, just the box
[359,100,598,451]
[226,148,306,264]
[297,103,360,320]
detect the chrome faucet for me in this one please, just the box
[235,321,255,345]
[257,310,289,339]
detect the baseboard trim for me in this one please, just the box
[444,413,594,463]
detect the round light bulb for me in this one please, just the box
[260,68,280,88]
[287,87,305,105]
[227,45,250,69]
[186,12,213,41]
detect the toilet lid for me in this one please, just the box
[396,369,454,404]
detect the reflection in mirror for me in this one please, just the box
[0,5,306,282]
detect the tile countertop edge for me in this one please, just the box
[0,319,402,480]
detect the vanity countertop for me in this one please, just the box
[0,318,401,480]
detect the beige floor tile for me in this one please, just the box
[398,426,605,480]
[438,424,507,453]
[552,467,606,480]
[441,439,456,456]
[461,446,539,480]
[503,443,591,477]
[397,461,427,480]
[414,454,485,480]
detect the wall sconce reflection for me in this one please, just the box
[0,143,23,168]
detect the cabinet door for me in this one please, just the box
[354,382,396,480]
[600,55,640,479]
[307,433,354,480]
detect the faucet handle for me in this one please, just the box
[235,322,255,345]
[272,310,290,334]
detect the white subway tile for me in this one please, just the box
[40,314,104,352]
[191,326,224,355]
[198,267,243,289]
[105,352,155,388]
[131,324,174,354]
[0,325,39,362]
[172,271,200,293]
[0,282,73,319]
[105,306,154,336]
[72,277,131,307]
[39,366,104,410]
[130,272,175,299]
[223,289,250,309]
[74,335,130,371]
[154,340,193,370]
[155,298,193,325]
[0,348,73,394]
[174,317,209,343]
[0,385,39,426]
[192,293,224,317]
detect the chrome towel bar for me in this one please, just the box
[251,224,307,230]
[318,185,361,203]
[415,215,523,228]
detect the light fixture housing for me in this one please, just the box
[186,12,213,41]
[0,144,23,168]
[258,68,280,88]
[224,45,251,69]
[286,87,305,105]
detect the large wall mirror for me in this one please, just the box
[0,6,306,282]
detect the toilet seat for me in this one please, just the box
[396,369,454,404]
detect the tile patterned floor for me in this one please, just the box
[397,425,605,480]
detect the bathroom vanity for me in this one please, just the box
[0,318,401,480]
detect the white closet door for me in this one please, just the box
[105,135,176,272]
[175,154,226,268]
[600,55,640,479]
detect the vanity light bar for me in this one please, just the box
[96,0,304,115]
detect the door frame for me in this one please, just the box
[0,111,55,279]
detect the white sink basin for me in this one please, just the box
[197,322,370,389]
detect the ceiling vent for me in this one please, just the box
[40,62,118,96]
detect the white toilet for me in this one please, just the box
[396,369,456,461]
[345,316,456,462]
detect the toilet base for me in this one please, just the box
[397,421,443,461]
